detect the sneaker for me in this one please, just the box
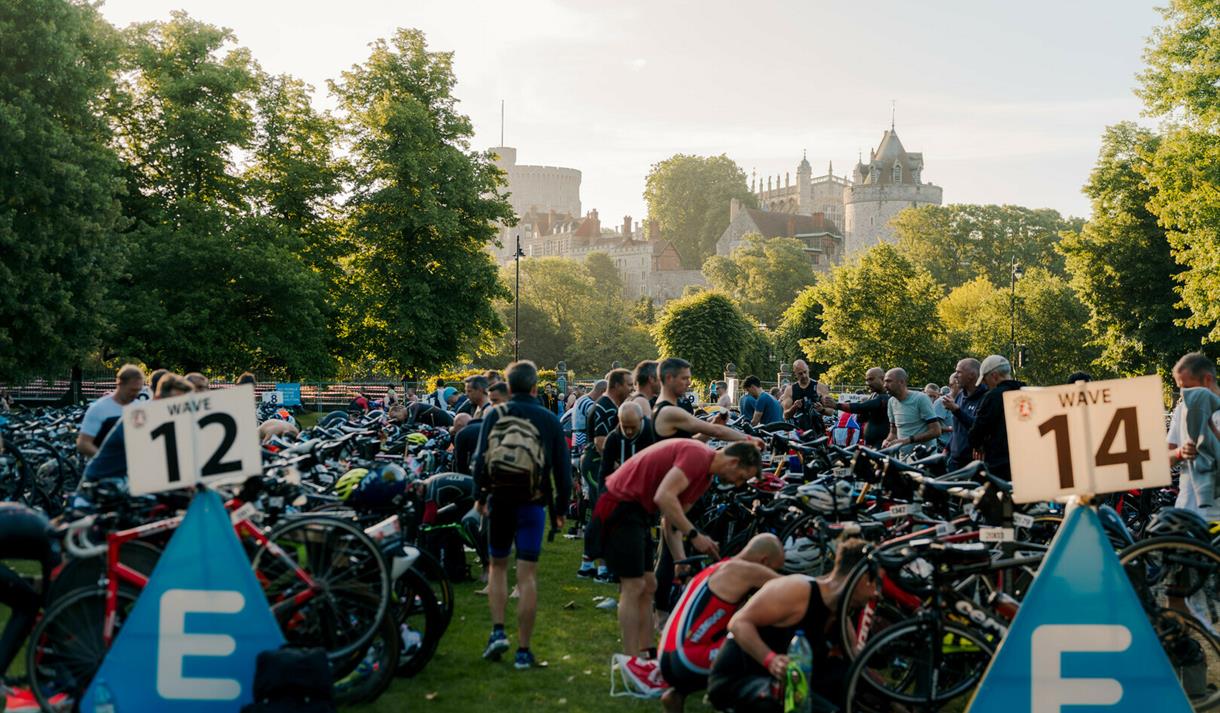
[514,649,536,670]
[577,562,597,578]
[595,596,618,611]
[595,568,617,584]
[620,656,667,697]
[483,629,510,661]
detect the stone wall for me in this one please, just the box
[843,182,943,254]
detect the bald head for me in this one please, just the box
[739,533,785,570]
[618,401,644,438]
[864,367,885,394]
[592,380,608,398]
[792,360,810,383]
[883,368,909,398]
[955,358,981,393]
[451,412,472,437]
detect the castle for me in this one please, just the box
[721,125,943,260]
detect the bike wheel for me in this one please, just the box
[845,619,995,712]
[47,540,162,604]
[837,554,916,661]
[27,587,139,712]
[405,545,454,632]
[1150,607,1220,710]
[250,515,390,661]
[776,514,835,576]
[1120,537,1220,635]
[396,569,444,677]
[331,604,401,706]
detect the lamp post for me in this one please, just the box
[1009,256,1024,365]
[514,234,524,363]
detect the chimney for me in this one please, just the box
[648,219,660,241]
[623,215,632,238]
[787,215,796,237]
[730,197,741,222]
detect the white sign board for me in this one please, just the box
[124,384,262,495]
[1004,375,1169,503]
[260,390,281,405]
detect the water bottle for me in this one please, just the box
[93,678,116,713]
[784,629,813,713]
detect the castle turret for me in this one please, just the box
[843,127,942,254]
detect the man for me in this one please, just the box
[968,355,1025,480]
[459,375,490,418]
[393,401,454,428]
[630,360,661,415]
[781,360,831,430]
[924,383,951,449]
[80,374,195,484]
[740,376,783,426]
[578,369,635,581]
[484,370,503,387]
[76,364,145,457]
[1167,352,1220,517]
[825,367,890,448]
[942,358,988,470]
[488,381,509,406]
[715,382,733,410]
[185,372,209,392]
[881,368,941,453]
[656,534,785,711]
[707,539,874,713]
[571,381,606,454]
[453,412,483,475]
[472,360,571,670]
[590,439,763,681]
[653,358,758,444]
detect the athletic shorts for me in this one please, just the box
[487,498,546,562]
[600,501,655,579]
[660,650,709,696]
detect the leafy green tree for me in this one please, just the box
[701,234,817,325]
[584,252,622,297]
[801,244,953,384]
[1137,0,1220,343]
[653,291,756,384]
[107,13,333,376]
[1059,123,1203,376]
[0,0,124,381]
[774,287,826,371]
[332,28,514,375]
[644,154,756,269]
[891,204,1081,291]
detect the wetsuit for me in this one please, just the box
[660,561,740,695]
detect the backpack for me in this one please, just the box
[241,645,336,713]
[484,403,546,498]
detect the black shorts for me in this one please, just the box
[601,501,655,579]
[487,496,546,562]
[660,651,707,696]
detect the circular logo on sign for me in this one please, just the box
[1015,395,1033,422]
[132,409,147,428]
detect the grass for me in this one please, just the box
[355,536,718,713]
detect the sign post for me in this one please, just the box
[124,384,262,496]
[969,375,1190,712]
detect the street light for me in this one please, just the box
[514,234,524,363]
[1010,257,1024,365]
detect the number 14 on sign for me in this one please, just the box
[1003,375,1170,503]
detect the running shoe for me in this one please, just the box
[577,562,597,578]
[514,649,536,670]
[483,629,510,661]
[621,656,667,697]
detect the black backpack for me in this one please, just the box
[241,646,336,713]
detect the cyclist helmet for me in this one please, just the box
[334,468,369,501]
[1144,507,1212,541]
[348,463,411,508]
[406,432,428,447]
[782,537,827,574]
[797,480,853,514]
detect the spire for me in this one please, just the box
[827,160,833,176]
[890,99,896,131]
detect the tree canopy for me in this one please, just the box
[701,234,817,325]
[654,291,759,384]
[643,154,756,269]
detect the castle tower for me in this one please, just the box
[842,127,942,254]
[797,150,813,213]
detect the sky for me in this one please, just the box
[98,0,1164,223]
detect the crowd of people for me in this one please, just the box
[57,347,1220,711]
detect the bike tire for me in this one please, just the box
[26,587,140,712]
[1119,536,1220,635]
[395,569,444,677]
[251,514,391,661]
[331,604,401,706]
[406,545,454,632]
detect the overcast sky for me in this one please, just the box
[98,0,1163,223]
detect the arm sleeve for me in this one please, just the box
[472,409,499,498]
[80,402,103,437]
[969,394,993,449]
[953,397,978,429]
[920,395,938,423]
[886,397,896,424]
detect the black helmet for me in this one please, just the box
[1144,507,1212,541]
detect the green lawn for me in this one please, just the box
[357,536,717,713]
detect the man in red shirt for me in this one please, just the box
[590,439,762,683]
[657,533,784,712]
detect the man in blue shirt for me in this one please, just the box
[740,376,783,426]
[943,358,988,470]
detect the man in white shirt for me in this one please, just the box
[76,364,144,457]
[1167,352,1220,518]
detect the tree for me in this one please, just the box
[644,154,756,269]
[801,245,953,384]
[653,291,756,384]
[584,251,622,297]
[332,29,514,375]
[1059,123,1203,376]
[0,0,123,381]
[1137,0,1220,344]
[774,287,827,372]
[891,204,1081,291]
[701,234,817,325]
[106,13,333,376]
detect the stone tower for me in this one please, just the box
[842,127,942,254]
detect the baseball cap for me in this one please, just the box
[977,355,1010,386]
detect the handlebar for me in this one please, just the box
[64,516,107,559]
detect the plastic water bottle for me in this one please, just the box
[93,678,116,713]
[784,629,813,713]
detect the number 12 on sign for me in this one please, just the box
[1003,375,1169,503]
